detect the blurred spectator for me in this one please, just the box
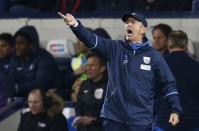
[70,28,93,102]
[0,33,14,73]
[159,30,199,131]
[133,0,167,11]
[8,0,58,13]
[59,0,96,14]
[9,25,59,97]
[166,0,192,11]
[192,0,199,13]
[73,53,107,131]
[152,23,172,56]
[152,23,173,131]
[134,0,192,11]
[0,0,8,12]
[0,33,14,108]
[95,0,133,12]
[71,27,111,102]
[17,88,68,131]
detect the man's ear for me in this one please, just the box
[141,27,147,34]
[100,66,106,73]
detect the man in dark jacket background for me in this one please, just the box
[163,30,199,131]
[9,25,58,97]
[59,12,182,131]
[74,53,107,131]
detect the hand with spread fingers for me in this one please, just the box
[169,113,179,126]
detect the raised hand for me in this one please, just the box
[168,113,179,126]
[58,12,77,26]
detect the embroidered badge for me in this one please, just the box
[143,56,151,64]
[94,88,103,99]
[83,90,88,94]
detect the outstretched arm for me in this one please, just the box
[58,12,114,61]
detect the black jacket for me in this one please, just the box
[76,77,107,131]
[9,26,59,97]
[156,51,199,129]
[17,111,68,131]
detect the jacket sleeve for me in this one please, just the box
[70,21,114,60]
[154,54,182,115]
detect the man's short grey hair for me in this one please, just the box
[168,30,188,49]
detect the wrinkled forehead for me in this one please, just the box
[124,17,145,27]
[28,91,42,101]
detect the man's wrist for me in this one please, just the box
[73,21,78,27]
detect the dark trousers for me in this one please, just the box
[103,119,152,131]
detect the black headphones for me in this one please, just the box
[40,90,54,109]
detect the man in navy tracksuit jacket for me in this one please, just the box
[60,12,182,131]
[9,26,59,97]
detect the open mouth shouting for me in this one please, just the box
[126,27,133,36]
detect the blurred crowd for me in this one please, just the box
[0,0,198,14]
[0,3,199,130]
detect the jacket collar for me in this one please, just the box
[122,37,153,55]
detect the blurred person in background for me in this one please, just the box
[133,0,192,12]
[133,0,166,11]
[152,23,172,57]
[74,53,107,131]
[59,0,96,14]
[9,25,59,97]
[0,33,14,73]
[8,0,58,13]
[95,0,133,12]
[0,33,14,108]
[70,28,92,102]
[151,24,173,131]
[71,27,111,102]
[158,30,199,131]
[192,0,199,13]
[17,88,68,131]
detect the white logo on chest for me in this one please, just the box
[37,122,46,128]
[94,88,103,100]
[143,56,151,64]
[140,56,151,71]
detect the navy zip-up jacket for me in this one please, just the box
[9,26,58,97]
[70,22,182,126]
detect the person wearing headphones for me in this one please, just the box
[17,89,68,131]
